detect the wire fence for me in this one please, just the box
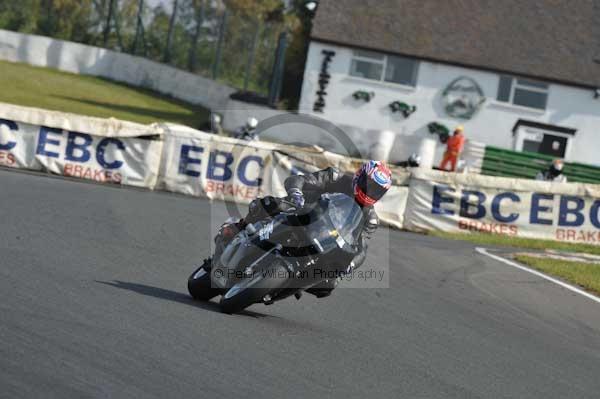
[0,0,290,99]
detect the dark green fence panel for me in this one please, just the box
[481,146,600,183]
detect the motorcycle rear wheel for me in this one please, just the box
[188,258,221,301]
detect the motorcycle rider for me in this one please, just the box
[216,160,393,298]
[394,153,421,168]
[536,159,567,183]
[233,117,259,141]
[210,113,225,136]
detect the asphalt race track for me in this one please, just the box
[1,168,600,398]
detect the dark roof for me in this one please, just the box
[311,0,600,88]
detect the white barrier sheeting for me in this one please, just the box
[0,118,42,170]
[0,101,159,138]
[375,185,409,229]
[404,170,600,245]
[0,103,411,227]
[35,129,162,188]
[4,102,600,244]
[159,128,273,202]
[157,124,410,226]
[0,105,162,188]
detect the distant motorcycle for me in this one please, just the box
[233,117,260,141]
[393,153,421,168]
[187,193,365,314]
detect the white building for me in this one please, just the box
[298,0,600,166]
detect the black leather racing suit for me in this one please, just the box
[244,167,379,298]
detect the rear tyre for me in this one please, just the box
[188,258,220,301]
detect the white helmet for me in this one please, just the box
[246,117,258,130]
[408,153,421,167]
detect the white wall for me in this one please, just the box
[0,29,235,111]
[299,41,600,166]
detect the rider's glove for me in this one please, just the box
[288,188,305,209]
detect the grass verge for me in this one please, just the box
[0,60,208,127]
[514,255,600,296]
[430,231,600,256]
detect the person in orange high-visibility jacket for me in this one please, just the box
[440,125,466,171]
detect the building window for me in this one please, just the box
[349,50,418,86]
[497,75,549,110]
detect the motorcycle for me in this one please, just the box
[187,193,366,314]
[233,127,260,141]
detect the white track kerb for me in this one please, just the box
[476,247,600,305]
[1,102,600,246]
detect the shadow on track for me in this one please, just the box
[96,280,271,318]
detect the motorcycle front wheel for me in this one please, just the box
[219,263,289,314]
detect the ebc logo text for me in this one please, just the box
[36,127,125,183]
[178,145,265,199]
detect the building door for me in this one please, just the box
[538,134,568,158]
[513,120,576,159]
[521,132,568,157]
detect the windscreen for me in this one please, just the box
[290,193,363,252]
[322,193,364,246]
[280,193,363,254]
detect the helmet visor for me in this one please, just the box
[356,173,388,202]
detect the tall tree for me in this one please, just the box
[218,0,284,90]
[280,0,311,108]
[187,0,205,71]
[102,0,116,45]
[36,0,95,42]
[145,4,170,61]
[223,0,281,19]
[163,0,179,63]
[0,0,41,33]
[130,0,145,54]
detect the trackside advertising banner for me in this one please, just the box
[374,185,409,229]
[159,128,273,202]
[158,126,410,228]
[404,170,600,245]
[0,118,42,170]
[0,104,162,188]
[35,128,162,187]
[0,103,410,228]
[12,103,600,244]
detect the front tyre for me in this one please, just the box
[219,263,289,314]
[188,258,220,301]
